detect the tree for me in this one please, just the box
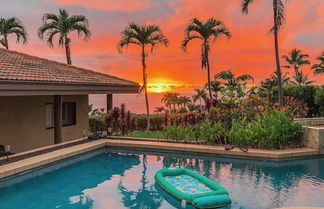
[214,70,254,98]
[178,96,191,109]
[192,89,207,105]
[312,52,324,75]
[282,48,314,85]
[242,0,288,105]
[182,17,231,100]
[0,17,27,49]
[204,81,223,100]
[215,70,254,89]
[161,92,179,113]
[38,8,91,65]
[154,106,165,114]
[118,23,168,131]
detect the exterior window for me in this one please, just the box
[63,102,76,126]
[46,104,54,128]
[46,102,76,128]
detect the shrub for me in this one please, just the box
[133,114,164,131]
[162,120,225,144]
[89,114,106,133]
[315,89,324,116]
[272,85,320,117]
[228,110,303,149]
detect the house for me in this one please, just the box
[0,49,139,153]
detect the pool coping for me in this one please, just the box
[0,138,320,179]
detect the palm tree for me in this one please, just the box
[0,17,27,49]
[290,70,315,85]
[312,52,324,75]
[192,89,207,105]
[204,80,223,100]
[154,106,165,114]
[182,17,231,100]
[38,8,91,65]
[118,23,168,131]
[282,48,313,85]
[161,92,179,113]
[241,0,288,105]
[215,70,254,88]
[178,96,191,108]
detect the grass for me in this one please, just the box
[127,131,162,139]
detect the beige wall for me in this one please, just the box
[0,95,89,153]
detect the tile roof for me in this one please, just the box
[0,48,139,86]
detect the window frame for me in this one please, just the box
[45,102,77,129]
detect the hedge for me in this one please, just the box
[272,85,324,117]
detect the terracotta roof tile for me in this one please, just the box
[0,48,139,86]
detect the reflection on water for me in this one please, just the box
[0,149,323,209]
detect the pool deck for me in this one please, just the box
[0,138,320,179]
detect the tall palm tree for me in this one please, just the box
[0,17,28,49]
[38,8,91,65]
[192,89,207,105]
[312,52,324,75]
[282,48,312,85]
[182,18,231,100]
[118,23,168,131]
[241,0,288,105]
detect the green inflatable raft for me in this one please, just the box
[154,168,231,209]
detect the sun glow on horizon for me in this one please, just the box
[146,78,192,93]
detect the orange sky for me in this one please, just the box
[1,0,324,93]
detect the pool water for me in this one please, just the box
[0,148,323,209]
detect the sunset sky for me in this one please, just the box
[1,0,324,93]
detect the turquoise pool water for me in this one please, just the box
[0,148,323,209]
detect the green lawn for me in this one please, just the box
[127,131,162,139]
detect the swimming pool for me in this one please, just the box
[0,148,323,209]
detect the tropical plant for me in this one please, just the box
[118,22,168,131]
[290,70,315,85]
[315,89,324,116]
[192,89,207,105]
[0,17,28,49]
[182,17,231,100]
[229,110,303,149]
[215,70,254,88]
[241,0,289,105]
[161,92,179,113]
[154,106,165,114]
[177,96,191,108]
[214,70,254,99]
[38,8,91,65]
[312,52,324,75]
[259,71,290,97]
[204,80,222,100]
[282,49,314,85]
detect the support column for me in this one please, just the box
[107,94,113,112]
[106,94,113,136]
[54,95,62,144]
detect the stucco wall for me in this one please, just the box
[0,95,89,153]
[303,126,324,154]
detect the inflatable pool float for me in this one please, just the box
[154,168,231,209]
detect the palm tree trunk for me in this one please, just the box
[273,0,284,106]
[4,35,9,49]
[65,37,72,65]
[141,45,150,131]
[205,47,212,101]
